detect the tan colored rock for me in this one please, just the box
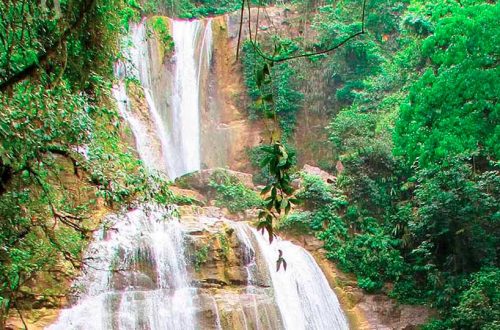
[302,164,337,183]
[175,168,254,191]
[6,308,60,330]
[170,186,206,204]
[196,289,283,330]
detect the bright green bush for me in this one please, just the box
[208,170,262,213]
[279,211,313,233]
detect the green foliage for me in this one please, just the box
[147,16,175,56]
[241,41,304,137]
[309,2,499,328]
[297,173,347,210]
[409,159,499,274]
[280,173,347,233]
[424,268,500,330]
[312,2,386,107]
[247,143,297,185]
[256,142,300,242]
[328,109,377,154]
[193,245,210,272]
[450,268,500,330]
[216,232,231,261]
[323,219,405,293]
[209,170,262,213]
[394,3,500,167]
[246,145,272,184]
[242,0,499,327]
[278,211,313,233]
[141,0,242,18]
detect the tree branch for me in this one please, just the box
[235,0,246,60]
[245,0,368,63]
[0,0,97,92]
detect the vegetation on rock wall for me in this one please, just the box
[242,40,304,138]
[209,170,262,213]
[241,0,499,328]
[0,0,173,324]
[147,16,175,58]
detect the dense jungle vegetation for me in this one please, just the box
[0,0,498,328]
[241,1,499,328]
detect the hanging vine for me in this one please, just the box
[235,0,369,253]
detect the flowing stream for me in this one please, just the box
[50,17,349,330]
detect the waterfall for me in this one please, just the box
[49,214,349,330]
[52,16,350,330]
[233,223,349,330]
[114,19,213,179]
[170,20,208,177]
[48,206,197,330]
[250,226,349,330]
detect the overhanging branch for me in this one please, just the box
[0,0,97,92]
[239,0,368,63]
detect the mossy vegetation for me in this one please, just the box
[193,245,210,272]
[208,170,262,214]
[147,16,175,59]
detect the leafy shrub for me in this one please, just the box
[193,245,209,272]
[424,268,500,330]
[241,40,304,137]
[279,211,313,233]
[247,143,297,185]
[208,170,262,213]
[296,172,347,210]
[450,268,500,329]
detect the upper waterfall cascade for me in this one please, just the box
[49,17,349,330]
[114,18,213,179]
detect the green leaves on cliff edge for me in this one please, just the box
[257,142,299,244]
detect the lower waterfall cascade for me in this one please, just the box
[49,207,349,330]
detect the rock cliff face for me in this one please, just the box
[212,8,337,171]
[200,16,264,172]
[178,207,285,329]
[120,9,339,177]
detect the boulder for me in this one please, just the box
[302,164,336,183]
[170,186,206,204]
[175,168,255,192]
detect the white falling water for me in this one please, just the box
[170,20,204,177]
[48,206,197,330]
[114,19,213,179]
[113,22,173,174]
[232,222,349,330]
[112,65,165,170]
[250,226,349,330]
